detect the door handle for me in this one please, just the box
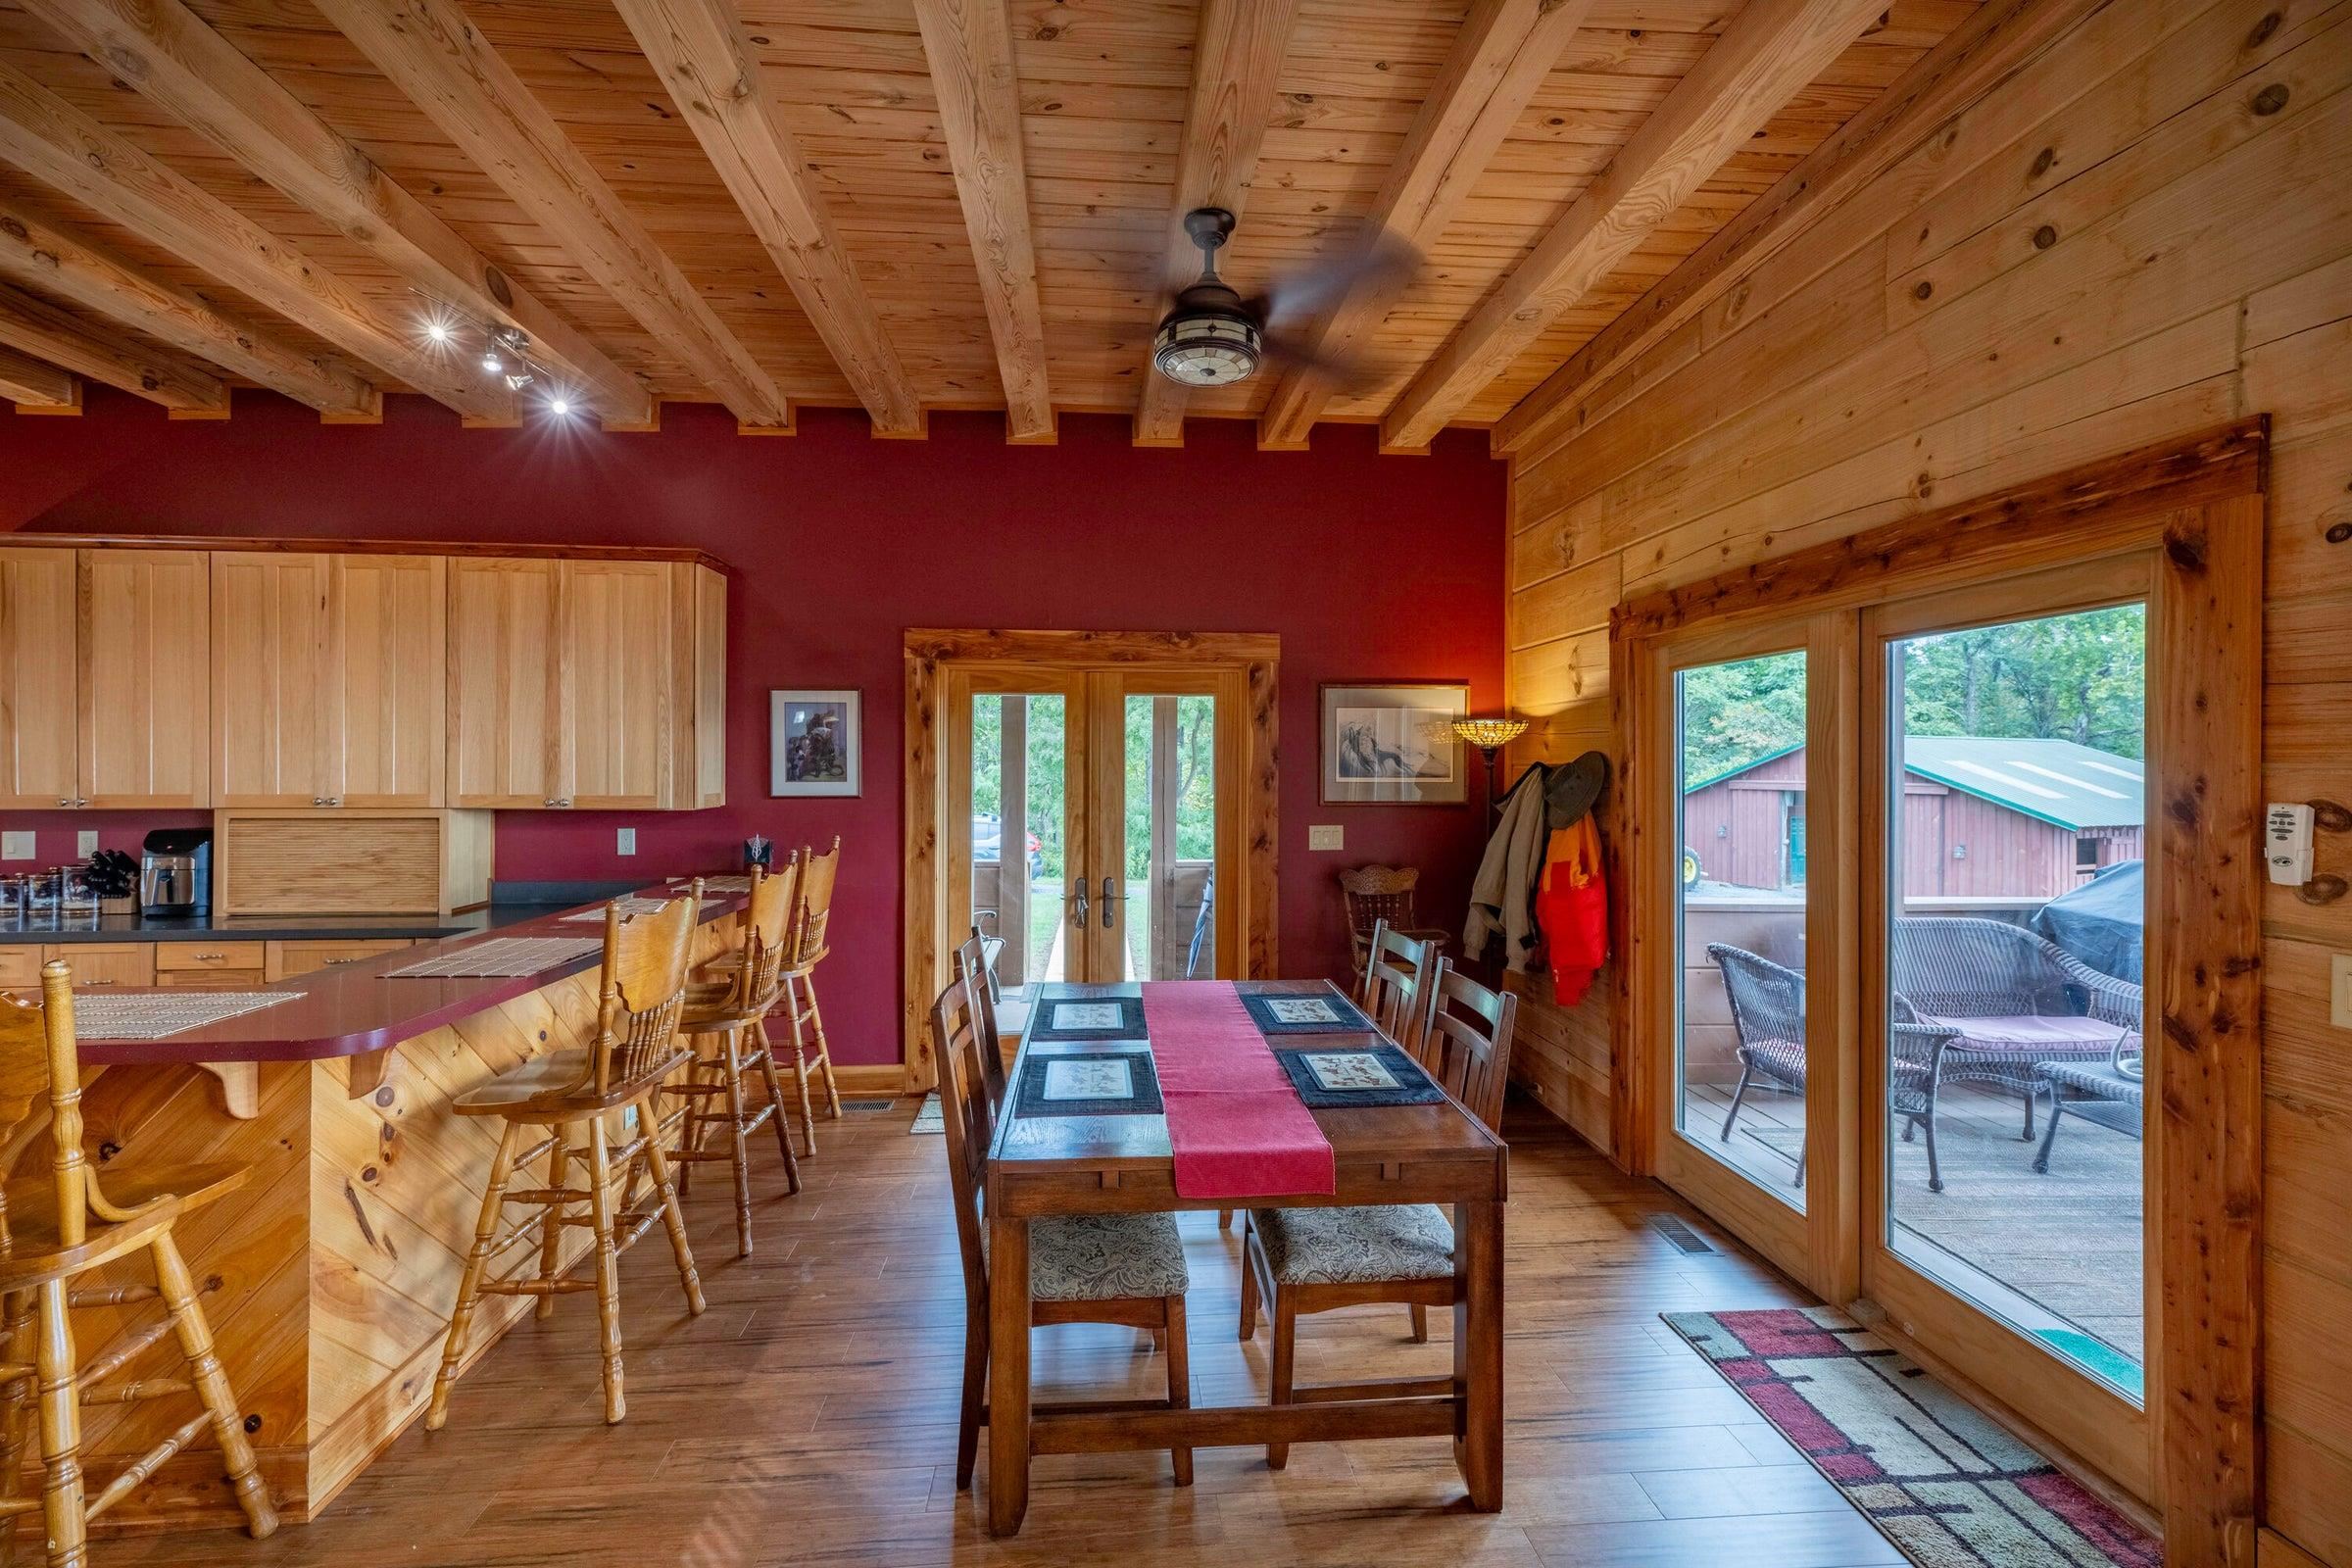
[1101,875,1117,929]
[1068,878,1089,929]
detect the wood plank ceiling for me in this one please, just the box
[0,0,1978,446]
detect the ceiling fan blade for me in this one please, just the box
[1259,331,1390,397]
[1258,230,1422,328]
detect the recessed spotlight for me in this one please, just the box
[551,398,571,416]
[481,352,502,374]
[426,321,451,343]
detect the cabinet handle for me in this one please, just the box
[75,799,87,808]
[82,979,115,987]
[193,951,225,961]
[58,797,71,808]
[327,797,341,808]
[313,797,325,807]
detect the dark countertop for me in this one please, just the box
[68,883,745,1065]
[3,881,656,945]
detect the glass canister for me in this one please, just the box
[26,868,62,918]
[59,862,102,920]
[0,872,26,924]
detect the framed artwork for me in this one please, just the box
[1319,682,1469,805]
[771,690,861,797]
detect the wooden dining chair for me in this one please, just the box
[769,837,846,1153]
[1238,957,1519,1468]
[0,962,278,1566]
[1337,865,1450,979]
[953,926,1009,1119]
[671,859,804,1258]
[427,891,707,1430]
[929,973,1194,1492]
[1356,918,1440,1057]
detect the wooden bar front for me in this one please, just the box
[3,895,740,1533]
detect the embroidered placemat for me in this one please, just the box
[384,937,602,978]
[669,875,752,893]
[1240,983,1375,1035]
[1274,1043,1446,1108]
[71,991,300,1041]
[559,896,716,921]
[1026,993,1148,1041]
[1013,1049,1163,1117]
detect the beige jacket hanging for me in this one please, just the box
[1463,767,1550,972]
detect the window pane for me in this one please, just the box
[1675,649,1809,1210]
[969,693,1068,1001]
[1122,693,1219,979]
[1884,603,2148,1401]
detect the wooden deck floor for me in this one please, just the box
[95,1100,1908,1568]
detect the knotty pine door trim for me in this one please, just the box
[1609,417,2266,1563]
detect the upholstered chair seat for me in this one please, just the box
[1250,1203,1454,1286]
[986,1212,1191,1302]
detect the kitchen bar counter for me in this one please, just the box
[11,880,747,1537]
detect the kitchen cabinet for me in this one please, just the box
[450,558,724,809]
[80,550,212,808]
[0,548,79,808]
[1,548,208,809]
[214,552,446,808]
[153,942,267,990]
[265,938,414,981]
[39,943,152,988]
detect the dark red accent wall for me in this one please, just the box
[3,388,1506,1066]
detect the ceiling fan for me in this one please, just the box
[1151,208,1419,389]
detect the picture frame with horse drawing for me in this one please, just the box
[1319,682,1468,805]
[771,690,861,797]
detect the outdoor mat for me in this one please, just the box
[909,1095,944,1135]
[1025,993,1147,1041]
[1014,1048,1163,1117]
[1238,983,1374,1036]
[1663,1307,2159,1567]
[1274,1043,1446,1108]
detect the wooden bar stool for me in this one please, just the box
[427,892,707,1430]
[670,859,803,1258]
[0,963,278,1566]
[764,837,844,1153]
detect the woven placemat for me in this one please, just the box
[1026,993,1148,1041]
[71,991,300,1041]
[1240,983,1374,1035]
[384,937,602,978]
[669,875,752,893]
[1274,1043,1446,1108]
[558,896,716,921]
[1013,1049,1163,1117]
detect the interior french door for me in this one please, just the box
[942,663,1248,1039]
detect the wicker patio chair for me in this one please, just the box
[2032,1034,2144,1174]
[1708,944,1953,1192]
[1890,916,2142,1142]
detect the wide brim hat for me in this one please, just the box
[1544,750,1610,829]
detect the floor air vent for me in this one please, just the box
[1647,1214,1717,1254]
[840,1098,899,1112]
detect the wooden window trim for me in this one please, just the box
[1608,417,2266,1563]
[902,628,1280,1093]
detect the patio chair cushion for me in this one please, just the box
[987,1212,1190,1302]
[1916,1013,2131,1055]
[1250,1203,1455,1285]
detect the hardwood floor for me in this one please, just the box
[88,1100,1901,1568]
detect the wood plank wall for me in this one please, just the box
[1500,0,2352,1557]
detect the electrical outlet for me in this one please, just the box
[76,829,98,858]
[0,831,32,860]
[616,827,637,857]
[2332,955,2352,1029]
[1308,824,1345,852]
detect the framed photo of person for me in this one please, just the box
[1319,683,1469,805]
[771,690,861,797]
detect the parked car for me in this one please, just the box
[972,813,1044,878]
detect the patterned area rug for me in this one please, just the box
[1664,1307,2159,1567]
[908,1094,944,1135]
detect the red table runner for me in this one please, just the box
[1142,982,1335,1200]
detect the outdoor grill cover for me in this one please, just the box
[2032,858,2144,984]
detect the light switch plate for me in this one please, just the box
[0,831,31,860]
[2332,955,2352,1029]
[1308,824,1345,852]
[616,827,637,857]
[76,829,98,858]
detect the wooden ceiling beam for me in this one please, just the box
[0,278,227,414]
[1378,0,1891,452]
[612,0,920,437]
[910,0,1053,443]
[310,0,792,429]
[17,0,651,427]
[1254,0,1592,452]
[1492,0,2103,459]
[0,340,75,409]
[0,60,492,420]
[1131,0,1303,448]
[0,201,379,418]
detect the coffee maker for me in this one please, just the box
[139,828,212,918]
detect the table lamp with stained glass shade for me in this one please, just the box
[1452,716,1530,812]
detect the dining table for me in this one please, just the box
[983,977,1508,1536]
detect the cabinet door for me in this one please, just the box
[212,552,331,806]
[687,564,726,808]
[561,560,670,808]
[448,558,562,808]
[332,555,445,806]
[79,550,211,808]
[0,548,80,808]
